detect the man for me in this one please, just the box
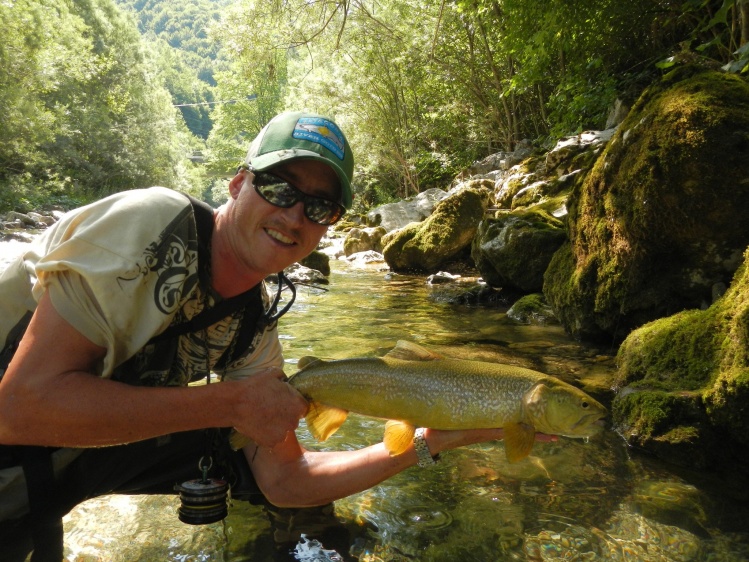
[0,111,526,560]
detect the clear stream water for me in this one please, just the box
[2,236,749,561]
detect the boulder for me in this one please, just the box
[544,67,749,342]
[382,187,489,272]
[343,226,387,256]
[299,250,330,276]
[366,188,448,232]
[611,246,749,488]
[472,210,566,293]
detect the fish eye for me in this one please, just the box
[582,401,589,409]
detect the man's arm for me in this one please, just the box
[0,291,307,448]
[246,427,556,508]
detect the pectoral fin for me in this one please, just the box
[306,400,349,441]
[503,422,536,463]
[229,429,250,451]
[383,420,416,456]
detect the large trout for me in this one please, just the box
[234,340,607,462]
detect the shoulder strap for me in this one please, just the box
[149,195,261,345]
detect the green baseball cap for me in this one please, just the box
[245,111,355,209]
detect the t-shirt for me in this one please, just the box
[0,186,284,520]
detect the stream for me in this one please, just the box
[2,235,749,561]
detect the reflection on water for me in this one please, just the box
[2,238,749,561]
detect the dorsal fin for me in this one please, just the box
[384,340,443,362]
[298,356,322,370]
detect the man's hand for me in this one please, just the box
[423,427,557,456]
[229,368,308,448]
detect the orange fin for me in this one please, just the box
[229,429,250,451]
[383,420,416,456]
[306,400,349,441]
[504,422,536,463]
[384,340,443,362]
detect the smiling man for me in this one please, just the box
[0,111,517,561]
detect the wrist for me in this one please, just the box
[413,427,440,467]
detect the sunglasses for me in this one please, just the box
[247,167,345,226]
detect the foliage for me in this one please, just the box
[2,0,746,212]
[116,0,227,139]
[0,0,202,212]
[205,0,746,205]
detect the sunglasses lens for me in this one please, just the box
[256,182,297,208]
[305,200,342,225]
[252,170,344,225]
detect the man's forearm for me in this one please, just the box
[0,372,237,447]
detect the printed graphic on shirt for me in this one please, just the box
[117,206,199,316]
[293,117,346,161]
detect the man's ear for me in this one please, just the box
[228,169,247,199]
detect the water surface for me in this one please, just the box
[2,238,748,561]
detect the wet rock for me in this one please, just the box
[283,263,329,285]
[506,293,558,325]
[612,246,749,490]
[346,250,387,267]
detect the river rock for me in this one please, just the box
[382,186,489,272]
[343,226,387,256]
[366,188,448,232]
[612,246,749,490]
[544,66,749,343]
[467,140,533,175]
[472,211,566,293]
[345,251,386,267]
[284,263,328,285]
[299,250,330,276]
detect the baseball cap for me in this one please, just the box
[244,111,354,209]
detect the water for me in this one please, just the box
[2,236,749,561]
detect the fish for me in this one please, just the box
[232,340,607,462]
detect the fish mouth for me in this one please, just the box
[568,414,607,435]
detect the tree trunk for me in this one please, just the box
[740,0,749,46]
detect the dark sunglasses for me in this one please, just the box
[246,166,345,226]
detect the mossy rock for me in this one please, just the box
[382,187,488,272]
[612,247,749,478]
[544,67,749,343]
[472,209,566,292]
[299,250,330,276]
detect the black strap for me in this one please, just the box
[21,447,63,561]
[148,285,262,344]
[149,195,261,345]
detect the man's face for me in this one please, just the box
[227,159,340,279]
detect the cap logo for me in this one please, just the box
[292,117,345,161]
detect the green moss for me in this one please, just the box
[613,390,682,437]
[615,308,721,391]
[546,67,749,343]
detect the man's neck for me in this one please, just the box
[210,209,265,297]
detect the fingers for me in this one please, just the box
[230,370,308,448]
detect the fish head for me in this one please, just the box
[522,380,607,438]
